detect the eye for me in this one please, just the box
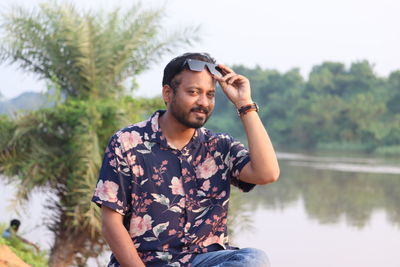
[188,89,199,95]
[208,92,215,98]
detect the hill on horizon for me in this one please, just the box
[0,91,52,117]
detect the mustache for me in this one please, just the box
[191,106,209,115]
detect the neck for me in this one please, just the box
[158,110,196,150]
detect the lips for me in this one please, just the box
[193,111,206,117]
[191,107,208,115]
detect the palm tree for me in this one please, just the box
[0,2,196,266]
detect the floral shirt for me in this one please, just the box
[92,110,255,267]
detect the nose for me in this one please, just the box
[196,93,210,108]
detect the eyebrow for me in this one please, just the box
[185,85,215,90]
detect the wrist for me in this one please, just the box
[237,102,259,116]
[234,99,253,109]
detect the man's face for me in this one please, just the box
[167,69,216,129]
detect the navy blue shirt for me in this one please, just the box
[92,110,255,266]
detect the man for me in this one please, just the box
[2,219,21,239]
[2,219,40,252]
[92,52,280,266]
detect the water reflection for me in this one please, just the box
[237,152,400,229]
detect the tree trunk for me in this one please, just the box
[48,221,88,267]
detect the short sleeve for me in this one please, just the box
[91,134,132,215]
[226,136,256,192]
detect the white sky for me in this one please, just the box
[0,0,399,99]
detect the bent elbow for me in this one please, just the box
[272,168,280,181]
[258,169,280,185]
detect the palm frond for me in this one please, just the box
[0,1,198,100]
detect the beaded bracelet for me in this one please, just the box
[237,103,259,116]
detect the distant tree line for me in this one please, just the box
[207,61,400,155]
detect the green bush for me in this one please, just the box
[0,224,48,267]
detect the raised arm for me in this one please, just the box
[214,64,280,185]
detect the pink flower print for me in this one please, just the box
[120,131,143,151]
[196,154,218,179]
[169,177,185,196]
[144,199,152,205]
[194,219,203,227]
[180,254,191,263]
[216,191,226,199]
[168,229,177,236]
[126,152,136,166]
[178,198,186,208]
[109,158,116,168]
[193,155,202,165]
[201,180,210,191]
[132,165,144,177]
[203,233,225,247]
[129,214,153,237]
[184,222,191,233]
[135,120,148,128]
[151,115,159,133]
[95,180,119,202]
[114,146,123,158]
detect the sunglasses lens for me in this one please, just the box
[187,59,206,71]
[186,59,222,76]
[206,63,222,76]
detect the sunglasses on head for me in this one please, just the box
[183,59,223,77]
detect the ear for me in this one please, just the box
[162,84,173,105]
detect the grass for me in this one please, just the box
[0,224,48,267]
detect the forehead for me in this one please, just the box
[175,69,216,90]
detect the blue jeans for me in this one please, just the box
[191,248,271,267]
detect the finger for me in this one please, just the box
[225,74,245,85]
[213,74,226,83]
[217,64,235,74]
[220,72,237,82]
[225,77,239,85]
[213,72,235,84]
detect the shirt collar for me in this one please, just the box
[143,110,206,148]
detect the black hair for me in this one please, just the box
[10,219,21,229]
[162,52,217,91]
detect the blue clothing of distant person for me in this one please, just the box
[2,229,12,238]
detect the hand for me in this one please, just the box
[214,64,253,108]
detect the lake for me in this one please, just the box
[1,151,399,267]
[231,151,400,267]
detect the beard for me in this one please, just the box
[169,97,213,129]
